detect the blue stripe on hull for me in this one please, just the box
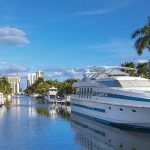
[76,92,150,102]
[106,93,150,102]
[71,110,150,130]
[71,103,106,113]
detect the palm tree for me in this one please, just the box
[136,63,148,78]
[131,16,150,55]
[121,61,136,76]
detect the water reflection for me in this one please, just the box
[1,95,150,150]
[0,95,81,150]
[0,106,7,119]
[36,103,71,119]
[71,113,150,150]
[2,95,71,120]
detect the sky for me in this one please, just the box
[0,0,150,81]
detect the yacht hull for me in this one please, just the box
[71,98,150,129]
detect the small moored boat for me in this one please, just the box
[0,92,5,106]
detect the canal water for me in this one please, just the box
[0,95,150,150]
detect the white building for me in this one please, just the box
[27,73,36,87]
[7,76,20,94]
[27,71,45,88]
[36,70,44,79]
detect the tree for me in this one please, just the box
[35,82,49,96]
[60,79,77,94]
[121,62,136,76]
[131,16,150,55]
[136,63,148,78]
[0,77,12,95]
[24,78,78,96]
[24,77,48,96]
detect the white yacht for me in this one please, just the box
[45,86,58,103]
[0,92,5,106]
[71,68,150,129]
[45,86,65,103]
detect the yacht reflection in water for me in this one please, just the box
[36,103,71,119]
[71,113,150,150]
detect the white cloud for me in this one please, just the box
[0,27,29,46]
[43,67,87,80]
[0,60,31,76]
[76,8,114,16]
[75,1,129,16]
[136,59,149,64]
[0,60,8,65]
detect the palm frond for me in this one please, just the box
[134,36,150,55]
[132,17,150,55]
[131,28,143,39]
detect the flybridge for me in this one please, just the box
[82,66,131,80]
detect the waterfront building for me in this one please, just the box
[36,70,44,79]
[7,76,20,94]
[27,73,36,87]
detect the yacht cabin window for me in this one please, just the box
[77,87,93,98]
[98,80,121,87]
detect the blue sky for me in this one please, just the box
[0,0,150,80]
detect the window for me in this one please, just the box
[79,88,81,98]
[90,88,92,95]
[132,109,136,112]
[120,108,123,111]
[92,91,96,96]
[99,80,121,87]
[81,88,84,98]
[87,88,89,99]
[84,88,86,98]
[97,92,105,97]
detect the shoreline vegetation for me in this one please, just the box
[0,77,12,104]
[121,61,150,78]
[24,78,77,97]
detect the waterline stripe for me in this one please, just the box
[71,103,105,113]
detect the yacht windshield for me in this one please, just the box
[118,80,150,87]
[98,80,121,87]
